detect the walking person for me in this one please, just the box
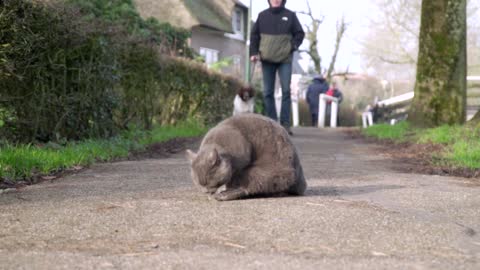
[306,75,329,126]
[250,0,305,135]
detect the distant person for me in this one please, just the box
[325,81,343,126]
[362,104,374,128]
[249,0,305,135]
[371,103,380,123]
[306,74,329,126]
[325,81,343,104]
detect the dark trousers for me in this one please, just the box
[261,61,293,127]
[311,113,318,127]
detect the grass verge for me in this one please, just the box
[0,120,207,182]
[362,121,480,169]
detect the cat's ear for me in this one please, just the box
[208,148,219,167]
[186,149,197,163]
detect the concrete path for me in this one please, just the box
[1,128,479,269]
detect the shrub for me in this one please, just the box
[66,0,194,58]
[338,104,361,127]
[298,99,312,126]
[0,0,120,142]
[116,54,240,129]
[0,0,241,143]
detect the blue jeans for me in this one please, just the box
[261,61,292,127]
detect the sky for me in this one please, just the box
[239,0,378,74]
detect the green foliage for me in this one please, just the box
[116,43,162,130]
[0,141,128,180]
[252,78,264,115]
[140,119,208,145]
[116,47,241,129]
[362,121,411,141]
[445,141,480,169]
[417,125,480,168]
[67,0,140,24]
[209,57,233,72]
[0,0,240,143]
[0,120,207,181]
[362,122,480,169]
[114,52,239,129]
[416,125,463,144]
[67,0,194,57]
[0,0,120,142]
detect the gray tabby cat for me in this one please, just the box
[186,114,307,201]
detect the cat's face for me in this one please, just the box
[186,147,232,194]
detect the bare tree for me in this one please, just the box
[325,16,348,81]
[361,0,480,81]
[359,0,421,81]
[297,0,323,74]
[298,0,348,79]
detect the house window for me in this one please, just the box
[233,8,243,35]
[226,7,244,40]
[199,47,219,66]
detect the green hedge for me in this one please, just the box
[116,48,240,129]
[0,0,120,142]
[0,0,240,143]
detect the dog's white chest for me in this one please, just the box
[233,95,254,115]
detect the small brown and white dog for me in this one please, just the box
[233,86,255,115]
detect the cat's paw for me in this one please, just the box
[212,189,248,201]
[213,192,232,201]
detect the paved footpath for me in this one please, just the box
[1,128,479,270]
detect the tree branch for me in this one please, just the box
[326,16,348,80]
[378,55,415,65]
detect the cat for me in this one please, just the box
[186,113,307,201]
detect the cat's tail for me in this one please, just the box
[288,155,307,196]
[289,172,307,196]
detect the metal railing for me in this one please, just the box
[274,91,338,128]
[362,93,414,128]
[362,76,480,127]
[318,94,339,128]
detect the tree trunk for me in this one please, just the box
[307,32,321,74]
[408,0,467,127]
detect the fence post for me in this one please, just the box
[318,94,326,127]
[275,89,282,121]
[292,98,299,127]
[362,112,373,128]
[318,94,339,128]
[331,101,338,128]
